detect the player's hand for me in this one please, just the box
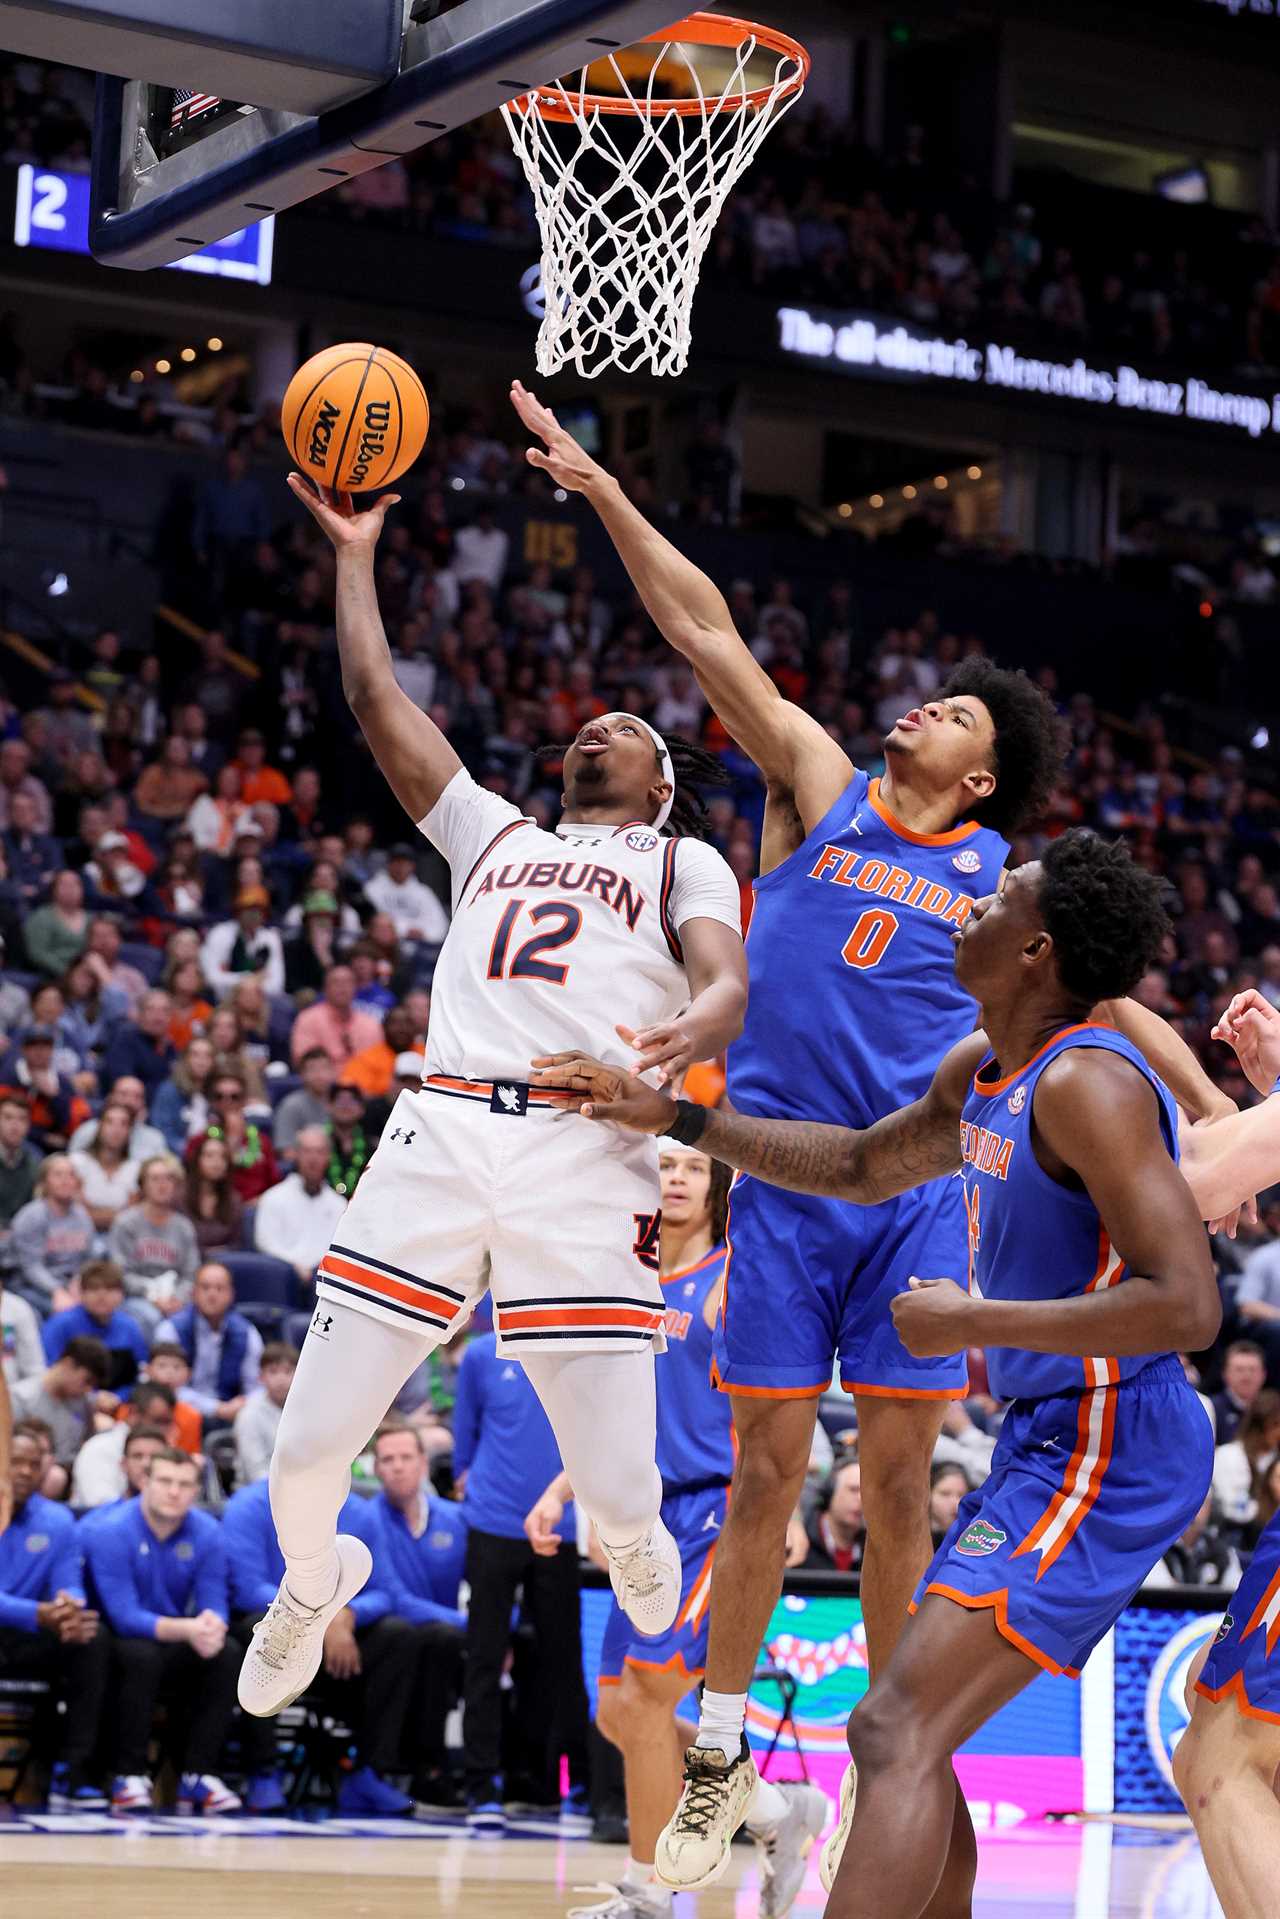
[323,1611,362,1679]
[530,1051,677,1133]
[286,473,400,550]
[891,1276,975,1357]
[524,1491,565,1557]
[617,1019,697,1085]
[1212,989,1280,1099]
[510,381,605,494]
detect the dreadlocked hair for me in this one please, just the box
[536,733,730,840]
[1039,828,1171,1006]
[940,658,1065,837]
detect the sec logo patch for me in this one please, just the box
[625,829,659,853]
[1008,1085,1027,1116]
[952,849,982,875]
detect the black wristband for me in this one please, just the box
[662,1098,709,1146]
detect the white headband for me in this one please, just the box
[608,712,674,831]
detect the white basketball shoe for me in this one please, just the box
[654,1737,758,1889]
[600,1515,681,1636]
[755,1778,832,1916]
[237,1534,372,1717]
[818,1760,858,1892]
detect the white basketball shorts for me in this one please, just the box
[314,1077,668,1357]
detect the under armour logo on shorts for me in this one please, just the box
[311,1310,334,1339]
[491,1083,528,1116]
[389,1127,416,1145]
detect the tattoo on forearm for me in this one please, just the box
[700,1100,960,1202]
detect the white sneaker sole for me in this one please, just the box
[237,1534,372,1717]
[818,1760,857,1893]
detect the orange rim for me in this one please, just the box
[508,11,809,121]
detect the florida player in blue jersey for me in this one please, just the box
[525,1143,827,1919]
[532,829,1238,1915]
[510,382,1235,1883]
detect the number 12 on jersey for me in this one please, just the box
[487,899,583,985]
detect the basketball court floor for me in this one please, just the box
[0,1815,1228,1918]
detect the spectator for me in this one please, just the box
[283,890,345,997]
[0,1425,110,1811]
[151,1034,216,1154]
[290,963,382,1069]
[324,1082,371,1199]
[362,843,449,945]
[253,1126,347,1285]
[24,870,88,977]
[223,1477,421,1816]
[1144,1490,1243,1590]
[186,1067,280,1205]
[800,1457,865,1573]
[68,1099,141,1231]
[109,1153,200,1328]
[452,1330,589,1824]
[141,1345,203,1454]
[232,1341,297,1485]
[367,1422,468,1806]
[0,1091,40,1229]
[1235,1226,1280,1383]
[8,1156,96,1317]
[133,734,207,824]
[200,885,286,999]
[59,954,127,1067]
[1,1026,82,1152]
[85,1447,242,1816]
[1213,1389,1280,1527]
[2,788,59,907]
[452,506,509,592]
[69,1074,165,1163]
[11,1334,111,1474]
[339,1003,424,1102]
[82,914,148,1015]
[1,1280,44,1388]
[71,1386,175,1508]
[0,737,52,834]
[101,990,177,1100]
[160,1261,263,1424]
[271,1046,334,1158]
[181,1134,245,1257]
[227,728,288,806]
[1213,1340,1268,1443]
[928,1462,972,1548]
[43,1258,149,1396]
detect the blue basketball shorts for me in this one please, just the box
[711,1170,969,1399]
[598,1484,728,1683]
[1196,1509,1280,1724]
[911,1356,1214,1676]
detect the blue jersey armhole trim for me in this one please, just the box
[750,768,868,896]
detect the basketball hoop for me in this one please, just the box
[501,12,809,379]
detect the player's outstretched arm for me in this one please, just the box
[894,1052,1221,1362]
[1102,996,1236,1120]
[287,475,462,822]
[530,1033,980,1204]
[510,382,852,819]
[1174,990,1280,1220]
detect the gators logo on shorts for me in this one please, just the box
[955,1518,1007,1557]
[1214,1612,1235,1644]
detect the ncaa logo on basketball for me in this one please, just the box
[1145,1614,1224,1790]
[952,849,982,875]
[1008,1086,1028,1116]
[626,829,659,852]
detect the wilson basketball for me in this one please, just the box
[281,343,429,493]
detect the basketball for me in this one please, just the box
[281,343,429,493]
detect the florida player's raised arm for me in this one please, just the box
[287,475,462,823]
[1173,989,1280,1220]
[509,382,852,828]
[531,1031,983,1203]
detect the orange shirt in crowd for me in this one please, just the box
[341,1038,425,1099]
[234,763,293,807]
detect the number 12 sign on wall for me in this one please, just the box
[14,164,274,284]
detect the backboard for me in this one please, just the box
[85,0,687,270]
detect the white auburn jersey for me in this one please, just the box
[416,769,743,1082]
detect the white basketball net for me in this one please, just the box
[501,30,806,379]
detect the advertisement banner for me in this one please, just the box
[1112,1605,1225,1813]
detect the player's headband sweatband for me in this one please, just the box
[607,712,674,832]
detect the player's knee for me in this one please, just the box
[858,1447,933,1533]
[595,1682,625,1747]
[732,1430,810,1520]
[847,1682,934,1775]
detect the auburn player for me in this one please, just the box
[510,380,1232,1881]
[526,1143,827,1919]
[237,480,746,1722]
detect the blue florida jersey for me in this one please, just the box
[962,1023,1180,1402]
[729,771,1008,1127]
[656,1247,734,1493]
